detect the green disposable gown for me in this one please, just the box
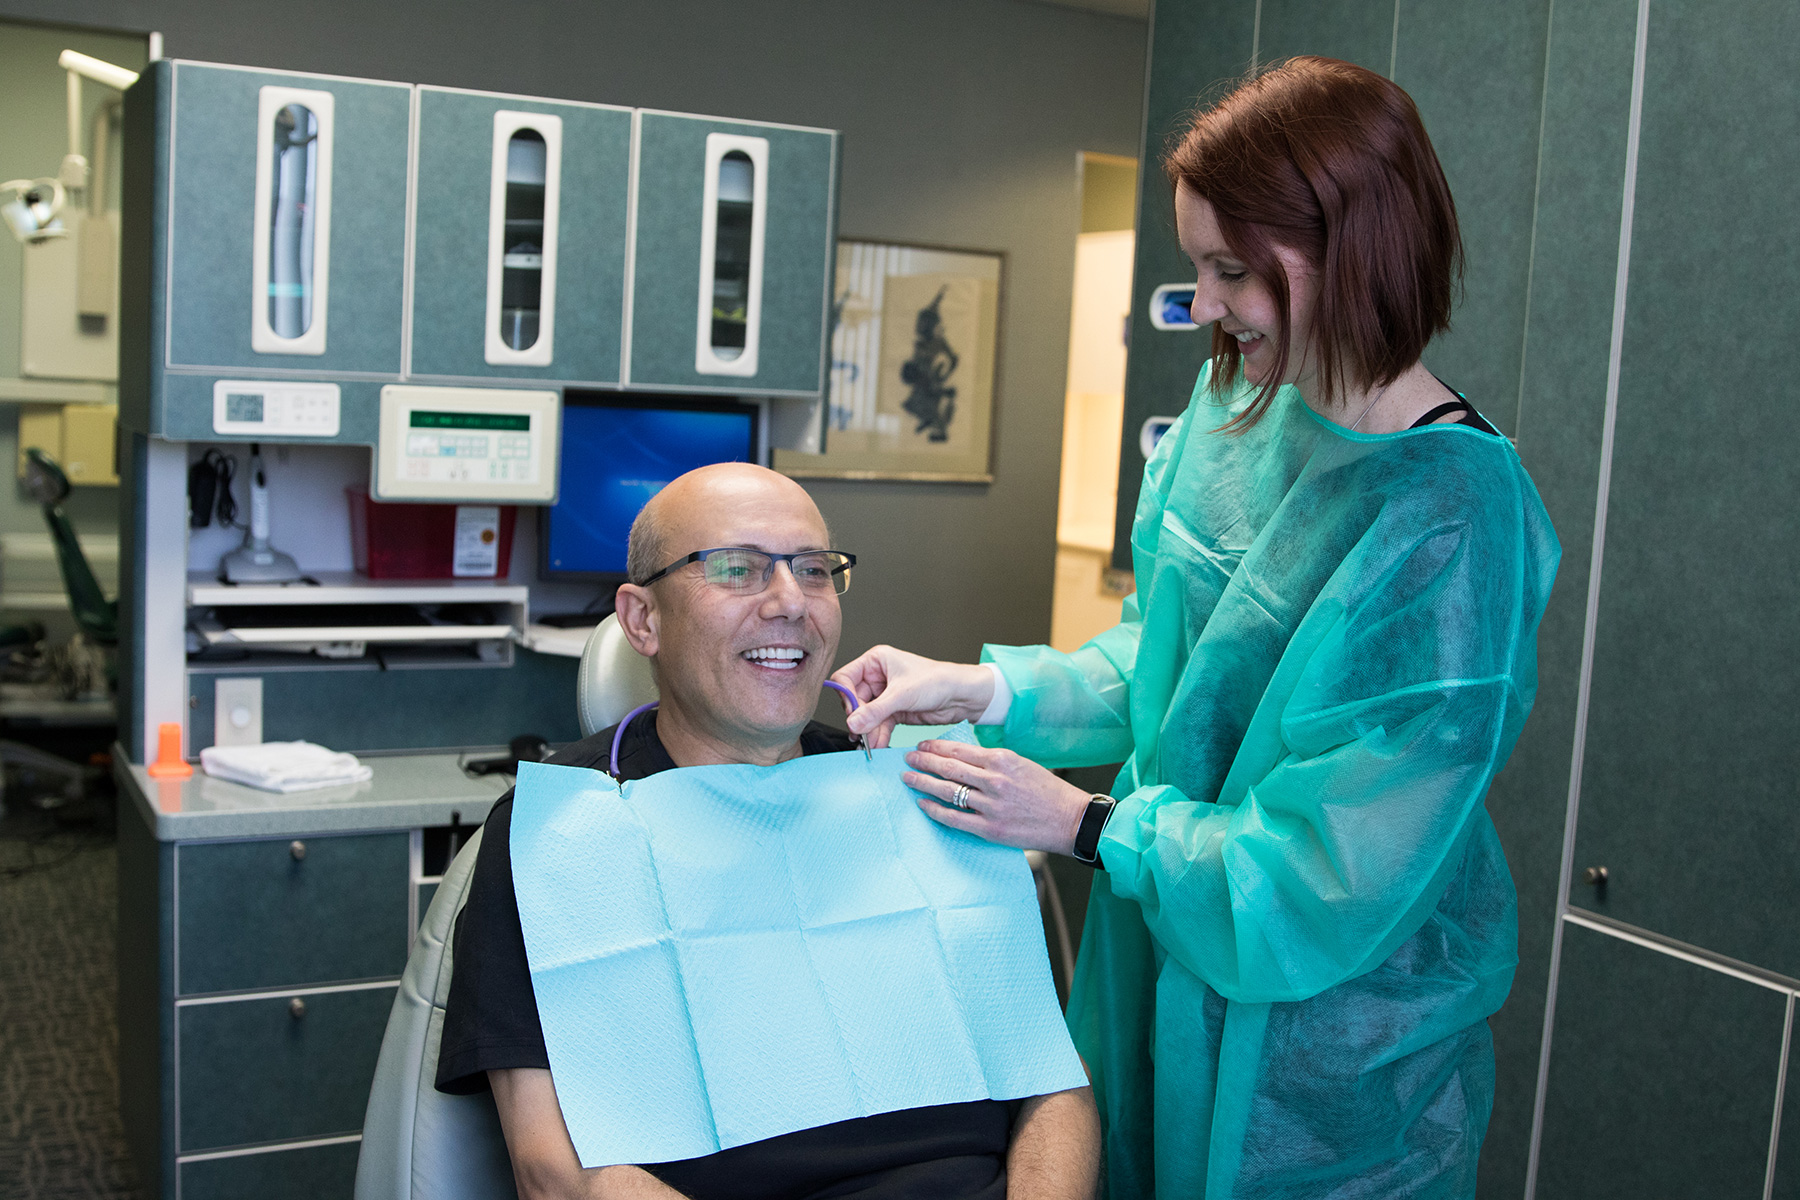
[981,368,1558,1198]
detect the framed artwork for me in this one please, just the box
[774,240,1002,482]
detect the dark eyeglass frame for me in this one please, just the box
[637,547,858,595]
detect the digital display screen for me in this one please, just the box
[544,400,758,577]
[226,393,265,423]
[409,410,532,431]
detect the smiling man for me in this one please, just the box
[435,463,1098,1200]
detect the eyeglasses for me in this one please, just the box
[638,547,857,595]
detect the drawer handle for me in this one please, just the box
[289,997,307,1019]
[290,840,306,862]
[1582,866,1608,886]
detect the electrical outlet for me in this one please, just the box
[214,677,263,747]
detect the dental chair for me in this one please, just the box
[354,620,1073,1198]
[355,614,656,1200]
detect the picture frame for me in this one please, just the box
[774,239,1003,483]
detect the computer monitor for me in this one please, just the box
[539,392,763,582]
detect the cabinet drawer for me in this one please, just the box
[179,985,395,1152]
[178,832,410,995]
[181,1137,362,1200]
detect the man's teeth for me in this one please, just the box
[744,647,805,670]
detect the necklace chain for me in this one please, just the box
[1345,380,1392,434]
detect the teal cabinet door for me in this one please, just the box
[177,831,410,995]
[628,111,837,396]
[178,985,395,1151]
[410,88,632,385]
[1536,924,1787,1197]
[162,63,409,379]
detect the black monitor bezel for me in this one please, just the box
[537,390,764,586]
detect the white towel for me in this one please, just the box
[199,741,374,793]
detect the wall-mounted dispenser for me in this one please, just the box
[694,133,767,376]
[485,111,562,367]
[250,86,334,355]
[1148,282,1199,331]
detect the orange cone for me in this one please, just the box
[146,722,193,779]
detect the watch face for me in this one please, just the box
[1074,795,1116,864]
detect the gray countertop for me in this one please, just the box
[116,750,512,841]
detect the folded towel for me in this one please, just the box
[199,741,374,793]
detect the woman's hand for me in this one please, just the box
[831,646,995,749]
[903,740,1093,856]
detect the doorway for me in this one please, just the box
[1049,152,1137,652]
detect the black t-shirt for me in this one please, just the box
[436,711,1018,1200]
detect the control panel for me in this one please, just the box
[211,380,342,437]
[374,384,560,503]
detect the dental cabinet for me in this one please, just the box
[115,56,841,1200]
[116,758,509,1200]
[121,62,840,443]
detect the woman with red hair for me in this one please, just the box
[838,57,1559,1197]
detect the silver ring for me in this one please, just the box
[951,783,972,810]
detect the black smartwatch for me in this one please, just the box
[1071,794,1117,867]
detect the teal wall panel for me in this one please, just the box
[1399,0,1550,438]
[165,63,409,376]
[188,649,583,755]
[628,113,835,395]
[1569,0,1800,979]
[1777,1026,1800,1199]
[180,1140,362,1200]
[411,89,632,385]
[1477,0,1641,1191]
[1255,0,1394,74]
[1535,925,1786,1198]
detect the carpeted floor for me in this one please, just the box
[1,800,146,1200]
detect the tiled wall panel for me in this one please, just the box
[1569,0,1800,978]
[1535,925,1786,1198]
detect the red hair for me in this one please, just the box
[1164,56,1462,430]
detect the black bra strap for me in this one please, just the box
[1411,399,1476,428]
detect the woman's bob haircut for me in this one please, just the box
[1165,56,1463,431]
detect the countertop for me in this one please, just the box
[115,748,513,841]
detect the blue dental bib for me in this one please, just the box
[509,736,1086,1168]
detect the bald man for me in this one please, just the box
[436,465,1099,1200]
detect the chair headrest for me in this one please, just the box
[576,614,660,738]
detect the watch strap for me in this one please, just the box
[1072,794,1117,866]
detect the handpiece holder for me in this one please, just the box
[220,444,304,585]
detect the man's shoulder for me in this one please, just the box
[798,720,857,756]
[545,728,616,771]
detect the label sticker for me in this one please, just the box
[453,506,502,577]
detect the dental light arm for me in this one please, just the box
[4,52,137,245]
[56,50,138,191]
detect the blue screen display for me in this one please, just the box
[545,403,757,576]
